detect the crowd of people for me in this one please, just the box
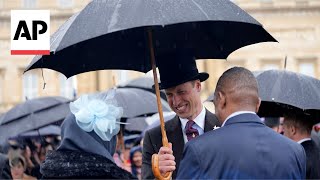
[0,52,319,179]
[0,137,59,179]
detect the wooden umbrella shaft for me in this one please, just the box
[147,28,172,180]
[147,28,169,147]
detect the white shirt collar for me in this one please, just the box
[221,111,256,127]
[180,106,206,130]
[297,138,311,144]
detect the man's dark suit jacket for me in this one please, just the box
[142,110,219,179]
[177,113,306,179]
[301,139,320,179]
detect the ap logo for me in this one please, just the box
[11,10,50,55]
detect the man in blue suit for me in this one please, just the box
[177,67,306,179]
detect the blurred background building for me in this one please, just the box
[0,0,319,113]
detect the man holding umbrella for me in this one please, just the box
[142,52,220,179]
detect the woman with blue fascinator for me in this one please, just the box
[40,90,136,179]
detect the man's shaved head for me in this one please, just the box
[214,67,260,112]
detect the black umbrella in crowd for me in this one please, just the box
[118,76,167,101]
[254,70,320,122]
[0,96,69,125]
[141,112,176,137]
[9,125,61,140]
[124,111,175,133]
[0,96,71,144]
[24,1,276,178]
[104,87,171,118]
[109,87,170,146]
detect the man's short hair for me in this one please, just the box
[284,113,313,135]
[214,67,259,106]
[215,66,258,93]
[264,117,280,128]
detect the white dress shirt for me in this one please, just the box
[297,138,311,144]
[180,106,206,144]
[221,111,256,127]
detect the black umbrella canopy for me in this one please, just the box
[118,76,155,90]
[121,111,175,134]
[255,70,320,121]
[105,87,171,118]
[141,112,176,137]
[25,0,276,77]
[0,113,4,125]
[118,76,167,101]
[0,96,70,125]
[9,125,61,139]
[123,116,149,133]
[0,100,70,144]
[255,70,320,110]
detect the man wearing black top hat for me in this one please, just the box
[142,52,220,179]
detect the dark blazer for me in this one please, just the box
[177,113,306,179]
[301,139,320,179]
[142,109,219,179]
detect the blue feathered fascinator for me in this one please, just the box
[69,89,125,141]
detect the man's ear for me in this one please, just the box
[218,91,226,108]
[195,80,201,92]
[289,124,296,136]
[256,97,261,113]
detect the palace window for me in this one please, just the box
[262,64,279,70]
[58,0,73,8]
[22,71,38,100]
[60,75,76,99]
[299,62,315,77]
[22,0,37,8]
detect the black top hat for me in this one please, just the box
[155,51,209,90]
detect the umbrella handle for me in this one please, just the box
[152,154,173,180]
[147,27,173,180]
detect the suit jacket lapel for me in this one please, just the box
[204,109,220,132]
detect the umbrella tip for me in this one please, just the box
[41,68,47,90]
[284,56,287,70]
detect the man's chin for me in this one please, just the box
[177,113,191,119]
